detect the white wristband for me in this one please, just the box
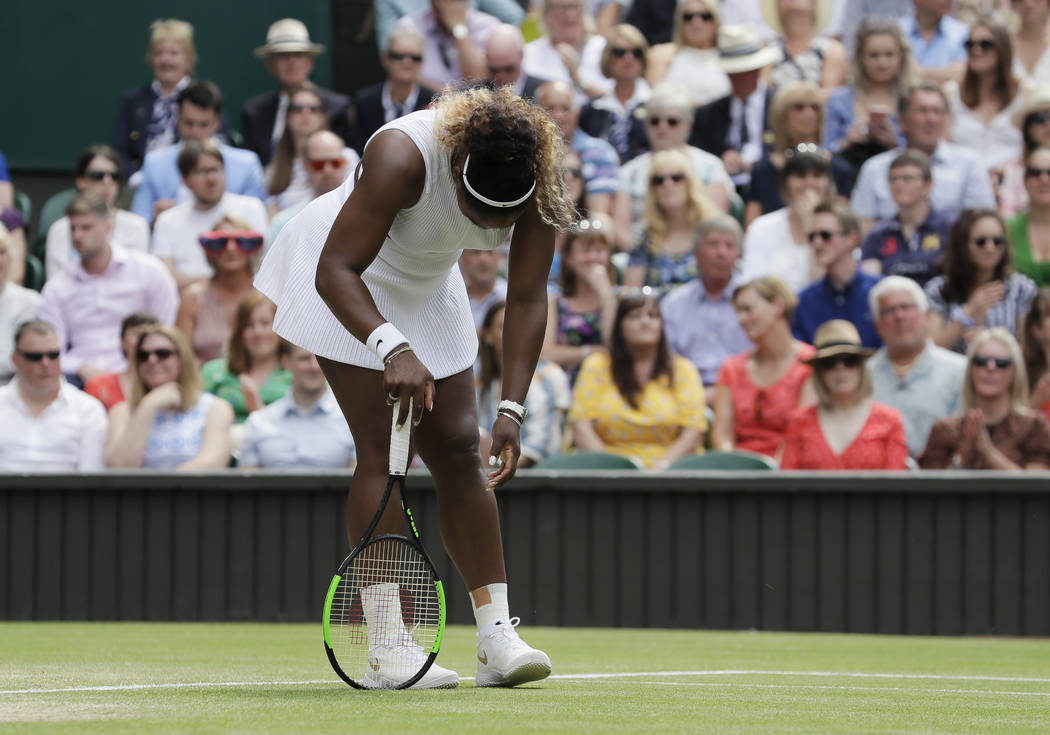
[366,322,408,361]
[498,399,527,423]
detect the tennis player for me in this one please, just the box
[255,86,573,688]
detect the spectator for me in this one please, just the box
[859,149,950,287]
[0,227,42,383]
[998,87,1050,217]
[945,17,1025,177]
[394,0,499,90]
[900,0,969,83]
[540,215,617,382]
[240,345,356,469]
[0,151,27,286]
[578,24,651,163]
[375,0,524,55]
[269,131,355,240]
[712,276,816,459]
[483,24,547,102]
[1013,0,1050,85]
[477,301,571,467]
[0,320,107,471]
[46,146,150,279]
[781,319,908,469]
[264,82,359,216]
[524,0,611,101]
[242,19,352,167]
[825,18,911,172]
[745,81,855,224]
[1022,288,1050,419]
[868,275,966,457]
[660,215,753,392]
[613,82,733,248]
[105,325,234,469]
[150,140,269,290]
[202,291,291,424]
[793,202,882,348]
[461,248,507,329]
[925,208,1038,354]
[645,0,730,108]
[348,28,437,153]
[850,82,996,228]
[740,149,835,292]
[623,149,719,292]
[38,196,178,387]
[689,24,779,188]
[176,215,263,364]
[132,81,266,223]
[764,0,849,93]
[84,311,160,411]
[112,19,196,172]
[1006,146,1050,287]
[570,293,706,469]
[838,0,912,57]
[537,81,620,214]
[551,149,588,286]
[919,327,1050,469]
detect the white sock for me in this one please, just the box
[360,582,408,646]
[471,582,510,631]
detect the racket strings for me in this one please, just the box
[329,537,441,687]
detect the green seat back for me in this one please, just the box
[668,451,777,471]
[533,451,642,470]
[23,252,45,292]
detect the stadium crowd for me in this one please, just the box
[4,0,1050,472]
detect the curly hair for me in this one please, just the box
[433,85,574,229]
[938,208,1013,304]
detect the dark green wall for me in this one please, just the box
[4,1,342,170]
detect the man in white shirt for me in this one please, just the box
[0,319,107,471]
[0,225,41,382]
[151,140,269,289]
[239,345,356,468]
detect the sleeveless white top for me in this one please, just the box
[254,109,513,378]
[142,392,215,469]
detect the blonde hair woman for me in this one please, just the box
[645,0,729,107]
[104,325,234,469]
[764,0,848,94]
[623,149,719,291]
[579,24,651,163]
[919,328,1050,469]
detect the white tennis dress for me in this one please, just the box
[254,110,513,379]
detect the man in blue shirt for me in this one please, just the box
[793,202,882,348]
[899,0,968,82]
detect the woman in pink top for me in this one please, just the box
[712,275,815,458]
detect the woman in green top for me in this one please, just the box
[1006,147,1050,287]
[202,290,291,423]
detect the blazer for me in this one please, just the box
[130,142,265,221]
[241,87,352,166]
[347,83,437,153]
[689,89,775,158]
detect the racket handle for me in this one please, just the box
[389,399,412,476]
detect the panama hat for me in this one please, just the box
[760,0,834,36]
[803,320,874,364]
[1012,85,1050,130]
[253,19,325,59]
[717,24,782,74]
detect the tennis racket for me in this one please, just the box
[322,400,447,689]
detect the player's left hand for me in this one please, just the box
[486,415,522,489]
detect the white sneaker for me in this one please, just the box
[364,640,460,690]
[475,617,551,687]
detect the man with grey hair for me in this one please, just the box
[867,275,966,456]
[661,214,752,398]
[484,24,546,101]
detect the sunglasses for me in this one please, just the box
[198,230,264,253]
[17,349,60,362]
[790,102,821,112]
[807,229,841,243]
[1025,167,1050,180]
[972,355,1012,369]
[307,157,346,171]
[137,348,176,363]
[971,235,1005,249]
[817,354,863,369]
[290,103,324,114]
[683,11,714,21]
[84,170,122,182]
[647,115,682,127]
[1027,110,1050,126]
[651,173,685,185]
[388,51,423,63]
[562,166,584,179]
[610,47,645,60]
[964,39,996,52]
[488,63,517,75]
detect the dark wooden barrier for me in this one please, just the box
[2,471,1048,635]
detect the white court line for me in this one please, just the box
[3,670,1050,696]
[634,680,1050,698]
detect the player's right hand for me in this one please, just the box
[384,347,434,427]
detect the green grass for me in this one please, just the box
[1,623,1048,734]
